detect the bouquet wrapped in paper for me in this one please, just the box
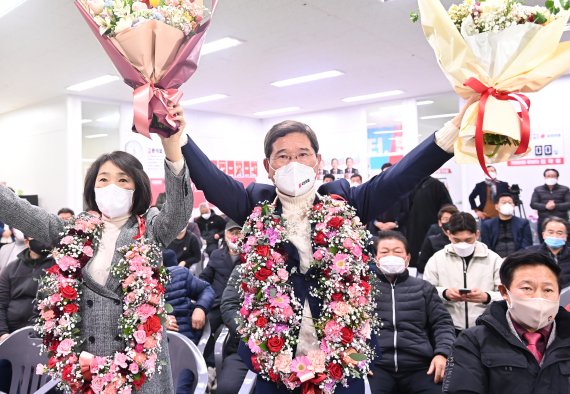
[418,0,570,176]
[76,0,217,138]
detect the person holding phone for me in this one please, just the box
[424,212,503,335]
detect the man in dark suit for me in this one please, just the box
[480,193,532,257]
[468,165,510,220]
[177,98,474,393]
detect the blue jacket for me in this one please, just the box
[165,266,215,343]
[181,134,452,393]
[480,216,532,253]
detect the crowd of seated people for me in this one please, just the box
[0,165,570,394]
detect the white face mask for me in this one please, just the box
[452,242,476,257]
[201,213,211,220]
[545,178,558,186]
[506,289,559,331]
[377,255,407,275]
[95,184,134,219]
[272,161,316,197]
[499,203,515,217]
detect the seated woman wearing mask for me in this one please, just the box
[369,231,455,394]
[0,123,193,393]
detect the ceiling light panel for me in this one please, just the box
[271,70,344,87]
[341,90,404,103]
[66,75,120,92]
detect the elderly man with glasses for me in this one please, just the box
[527,217,570,289]
[174,97,475,394]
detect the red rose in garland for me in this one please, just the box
[63,303,79,314]
[60,286,78,300]
[256,245,271,257]
[144,315,162,335]
[254,267,272,281]
[314,232,327,245]
[328,362,343,381]
[327,216,345,229]
[341,327,354,345]
[133,374,146,390]
[331,293,344,302]
[256,316,268,328]
[267,336,285,352]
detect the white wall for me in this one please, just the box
[0,97,73,214]
[2,75,570,220]
[262,105,369,177]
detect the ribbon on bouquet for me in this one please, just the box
[79,351,94,382]
[134,215,146,241]
[301,373,327,394]
[133,83,184,139]
[463,78,531,179]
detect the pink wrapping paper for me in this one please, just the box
[75,0,218,138]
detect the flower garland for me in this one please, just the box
[238,195,378,394]
[35,213,171,394]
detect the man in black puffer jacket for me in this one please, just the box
[369,231,456,394]
[443,250,570,394]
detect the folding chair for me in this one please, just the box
[0,326,59,394]
[214,325,229,379]
[167,331,208,394]
[196,318,211,354]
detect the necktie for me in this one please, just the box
[523,331,543,363]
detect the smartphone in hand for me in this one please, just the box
[459,288,471,294]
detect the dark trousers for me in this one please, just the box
[369,365,442,394]
[254,376,364,393]
[203,308,223,366]
[205,243,219,257]
[216,353,249,394]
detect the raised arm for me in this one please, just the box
[148,119,194,247]
[319,98,475,223]
[0,186,63,246]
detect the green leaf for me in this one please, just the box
[410,11,419,23]
[349,353,368,362]
[165,303,174,314]
[533,12,547,24]
[259,342,269,352]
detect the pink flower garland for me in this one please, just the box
[35,213,170,394]
[238,196,378,394]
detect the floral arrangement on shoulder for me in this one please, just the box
[84,0,208,36]
[35,213,171,393]
[237,196,378,394]
[414,0,570,178]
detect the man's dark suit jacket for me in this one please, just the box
[181,134,452,393]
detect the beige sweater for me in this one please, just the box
[87,158,184,285]
[276,187,320,356]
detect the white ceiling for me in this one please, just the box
[0,0,560,119]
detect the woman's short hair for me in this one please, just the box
[84,151,151,216]
[263,120,319,159]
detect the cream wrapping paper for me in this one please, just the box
[419,0,570,165]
